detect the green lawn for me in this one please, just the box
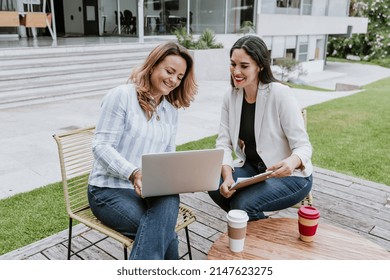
[308,77,390,185]
[286,82,332,92]
[0,182,68,255]
[327,57,390,69]
[1,76,389,256]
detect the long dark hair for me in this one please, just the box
[230,35,279,87]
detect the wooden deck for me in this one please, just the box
[1,166,390,260]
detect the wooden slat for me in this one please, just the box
[26,253,49,260]
[208,218,390,260]
[20,12,49,28]
[69,236,115,260]
[82,230,124,260]
[0,11,19,27]
[3,128,390,260]
[41,244,69,260]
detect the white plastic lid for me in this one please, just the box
[227,209,249,223]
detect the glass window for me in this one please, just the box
[0,0,16,11]
[102,0,116,35]
[297,35,308,62]
[104,0,138,36]
[191,0,225,34]
[286,48,296,59]
[302,0,312,15]
[227,0,255,34]
[315,37,325,60]
[144,0,188,35]
[276,0,300,15]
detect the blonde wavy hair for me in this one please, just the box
[129,41,197,120]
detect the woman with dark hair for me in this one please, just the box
[88,42,197,260]
[208,35,313,220]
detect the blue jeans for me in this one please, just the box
[88,185,180,260]
[208,162,313,221]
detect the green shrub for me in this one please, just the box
[173,27,195,49]
[327,0,389,63]
[174,27,223,50]
[238,21,255,35]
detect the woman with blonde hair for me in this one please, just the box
[88,42,197,260]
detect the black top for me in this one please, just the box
[239,97,267,173]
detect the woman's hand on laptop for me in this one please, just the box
[133,171,143,197]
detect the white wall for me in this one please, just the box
[215,34,325,74]
[256,14,368,36]
[190,48,230,81]
[285,35,296,48]
[271,36,285,58]
[308,36,317,60]
[311,0,327,16]
[259,0,276,14]
[328,0,349,16]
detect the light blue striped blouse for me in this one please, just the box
[88,84,178,189]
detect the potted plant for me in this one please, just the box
[174,28,229,81]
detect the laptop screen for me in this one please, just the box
[141,149,223,197]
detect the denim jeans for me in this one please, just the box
[88,185,180,260]
[208,162,313,221]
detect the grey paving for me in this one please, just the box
[0,40,389,200]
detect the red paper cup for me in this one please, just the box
[298,206,320,242]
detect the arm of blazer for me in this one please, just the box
[256,82,313,177]
[216,87,245,169]
[216,83,313,177]
[256,83,313,177]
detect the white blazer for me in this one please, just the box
[216,82,313,178]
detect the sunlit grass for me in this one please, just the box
[308,77,390,185]
[327,57,390,69]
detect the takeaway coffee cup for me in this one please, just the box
[226,209,249,252]
[298,206,320,242]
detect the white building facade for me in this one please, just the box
[1,0,368,72]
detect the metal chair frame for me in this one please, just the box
[292,108,313,208]
[53,126,196,260]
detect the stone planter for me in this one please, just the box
[189,48,230,81]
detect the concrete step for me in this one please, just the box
[0,50,151,70]
[0,42,157,107]
[0,58,144,81]
[0,67,133,92]
[0,42,158,58]
[0,76,126,107]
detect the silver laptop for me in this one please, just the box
[141,149,223,197]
